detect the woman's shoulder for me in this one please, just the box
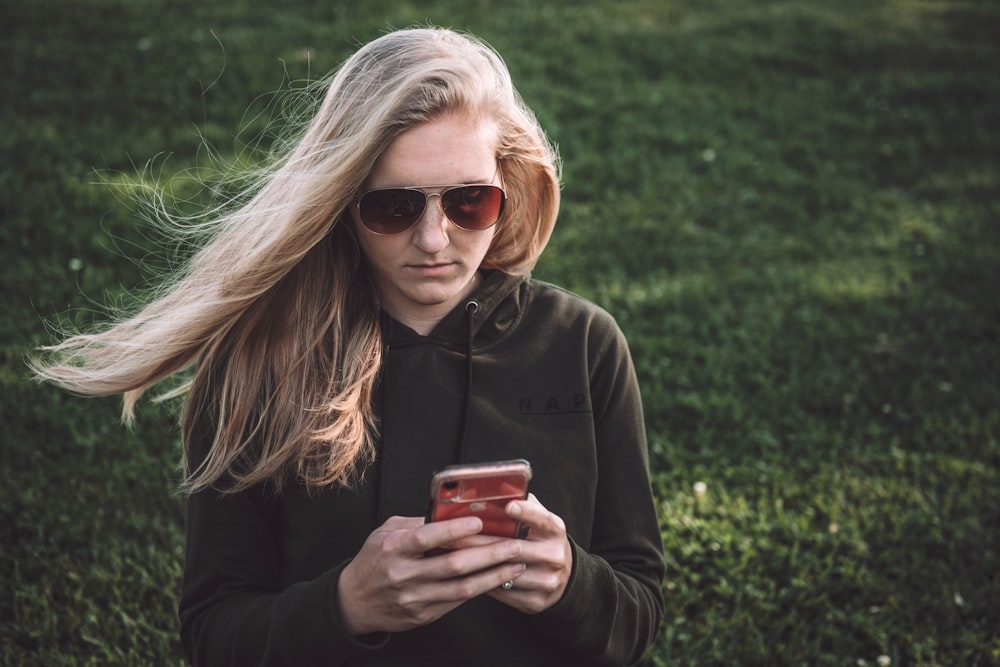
[521,279,624,339]
[525,279,616,320]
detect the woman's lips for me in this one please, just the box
[408,262,455,277]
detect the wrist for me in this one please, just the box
[336,561,370,636]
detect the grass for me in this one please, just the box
[2,0,999,665]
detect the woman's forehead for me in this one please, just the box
[366,114,499,188]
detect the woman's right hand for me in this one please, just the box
[336,515,526,635]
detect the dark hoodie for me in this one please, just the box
[179,271,665,666]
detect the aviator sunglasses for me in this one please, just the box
[355,182,506,235]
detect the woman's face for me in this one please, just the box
[351,113,501,334]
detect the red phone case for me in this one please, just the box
[427,459,532,538]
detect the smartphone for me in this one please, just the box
[427,458,532,538]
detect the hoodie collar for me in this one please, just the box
[383,270,528,350]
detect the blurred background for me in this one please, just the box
[2,1,998,664]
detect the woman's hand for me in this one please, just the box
[337,515,526,636]
[487,494,573,613]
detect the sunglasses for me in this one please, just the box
[355,183,506,235]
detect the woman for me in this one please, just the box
[35,27,664,666]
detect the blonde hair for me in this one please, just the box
[32,27,561,494]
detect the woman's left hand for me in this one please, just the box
[486,493,573,613]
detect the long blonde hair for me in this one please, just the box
[32,27,561,494]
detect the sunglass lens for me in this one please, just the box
[441,186,505,230]
[359,189,425,234]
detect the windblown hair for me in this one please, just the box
[32,27,561,494]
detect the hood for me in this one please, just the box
[382,270,529,352]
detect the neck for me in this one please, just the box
[386,271,482,336]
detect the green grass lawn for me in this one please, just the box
[2,1,998,665]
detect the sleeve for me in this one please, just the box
[532,316,666,665]
[178,426,389,665]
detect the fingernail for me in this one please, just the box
[465,517,482,532]
[507,541,522,557]
[507,503,521,517]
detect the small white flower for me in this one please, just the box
[828,522,839,535]
[69,258,84,271]
[701,148,717,162]
[877,656,891,667]
[857,659,868,667]
[693,481,707,497]
[954,592,966,607]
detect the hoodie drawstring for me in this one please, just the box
[455,299,479,464]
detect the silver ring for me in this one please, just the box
[501,580,514,591]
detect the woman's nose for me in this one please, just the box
[411,194,450,252]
